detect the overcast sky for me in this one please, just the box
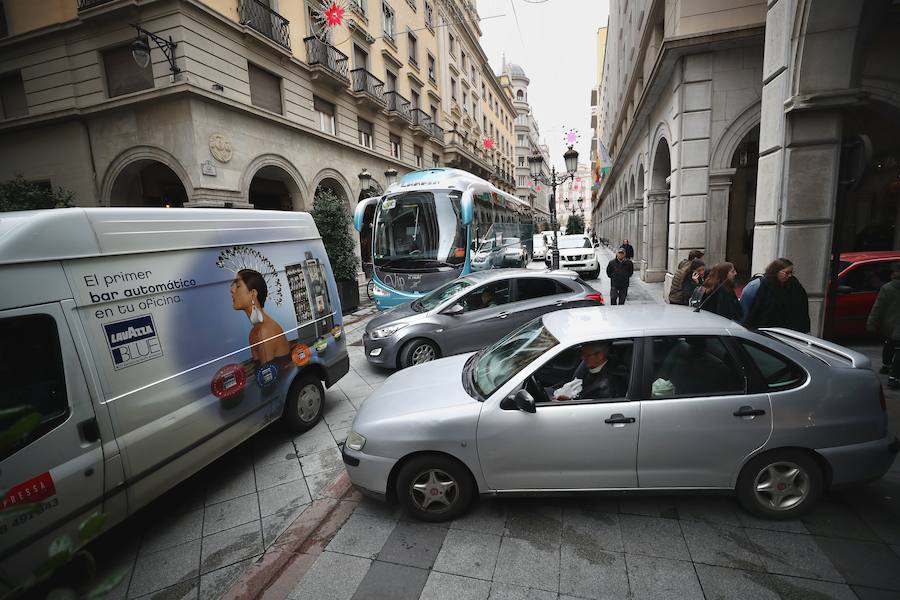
[477,0,610,170]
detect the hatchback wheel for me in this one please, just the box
[283,375,324,434]
[395,455,474,522]
[399,338,439,369]
[736,450,823,519]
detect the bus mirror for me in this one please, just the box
[353,197,380,232]
[460,191,474,225]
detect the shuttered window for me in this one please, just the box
[248,64,283,114]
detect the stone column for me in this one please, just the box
[644,189,670,282]
[707,169,736,265]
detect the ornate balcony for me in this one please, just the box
[77,0,115,8]
[384,91,412,124]
[430,123,445,144]
[304,36,349,88]
[350,69,386,108]
[240,0,291,49]
[410,108,433,138]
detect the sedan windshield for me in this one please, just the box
[473,318,559,397]
[374,191,466,269]
[559,237,591,249]
[418,278,473,311]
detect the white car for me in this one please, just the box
[546,234,600,279]
[532,235,547,260]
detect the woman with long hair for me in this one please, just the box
[231,269,291,363]
[699,262,742,321]
[743,258,810,333]
[680,259,706,305]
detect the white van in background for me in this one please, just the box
[0,208,349,591]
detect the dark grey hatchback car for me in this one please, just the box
[363,269,604,369]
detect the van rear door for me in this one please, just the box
[0,303,104,586]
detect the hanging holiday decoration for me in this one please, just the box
[324,1,346,27]
[483,137,495,151]
[310,0,351,42]
[563,128,581,147]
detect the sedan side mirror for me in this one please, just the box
[500,389,536,413]
[444,303,465,316]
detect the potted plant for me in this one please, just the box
[311,187,360,314]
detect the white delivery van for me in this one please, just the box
[0,208,349,589]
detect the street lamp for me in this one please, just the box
[384,168,399,187]
[130,24,180,75]
[358,169,372,190]
[529,145,580,269]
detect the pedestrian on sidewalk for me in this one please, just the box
[743,258,810,333]
[607,247,634,305]
[621,239,634,260]
[679,259,706,305]
[668,250,705,304]
[738,273,763,321]
[698,262,743,321]
[867,264,900,389]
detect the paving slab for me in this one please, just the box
[199,521,263,575]
[325,513,397,559]
[625,554,704,600]
[258,478,312,518]
[695,563,857,600]
[559,544,628,600]
[287,551,371,600]
[815,535,900,591]
[202,494,261,536]
[562,504,623,553]
[432,528,502,580]
[488,582,558,600]
[376,520,448,569]
[198,558,255,600]
[680,520,766,571]
[419,571,492,600]
[350,561,429,600]
[743,528,844,582]
[619,514,690,561]
[504,502,563,547]
[129,539,202,598]
[449,499,508,535]
[492,536,560,593]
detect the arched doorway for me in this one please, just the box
[726,125,759,282]
[249,165,302,211]
[110,160,188,207]
[635,163,645,266]
[645,138,671,281]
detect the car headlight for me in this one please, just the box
[370,323,408,339]
[346,431,366,451]
[372,285,390,298]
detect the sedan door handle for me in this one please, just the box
[604,413,636,425]
[498,312,508,319]
[733,406,766,417]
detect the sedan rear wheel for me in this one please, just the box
[399,338,439,369]
[396,455,474,522]
[737,450,822,519]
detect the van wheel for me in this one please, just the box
[283,375,324,434]
[736,450,823,520]
[395,455,474,522]
[399,339,439,369]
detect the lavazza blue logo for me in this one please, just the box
[103,315,164,370]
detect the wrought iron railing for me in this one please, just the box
[240,0,291,49]
[304,36,349,80]
[411,108,432,130]
[77,0,115,9]
[430,123,445,143]
[384,91,412,122]
[350,69,385,104]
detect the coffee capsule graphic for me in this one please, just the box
[313,338,328,353]
[330,325,343,339]
[256,361,279,388]
[211,363,247,399]
[292,343,312,366]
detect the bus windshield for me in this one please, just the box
[374,191,466,270]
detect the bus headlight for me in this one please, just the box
[370,323,408,339]
[372,285,390,298]
[346,431,366,451]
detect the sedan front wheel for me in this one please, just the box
[395,455,474,522]
[399,338,440,369]
[736,450,823,519]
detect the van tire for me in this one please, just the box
[283,375,324,434]
[399,339,440,369]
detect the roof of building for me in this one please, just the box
[0,208,319,265]
[504,62,528,80]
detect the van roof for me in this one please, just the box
[0,208,320,265]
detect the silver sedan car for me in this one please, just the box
[363,269,603,369]
[343,306,898,522]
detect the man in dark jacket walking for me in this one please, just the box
[621,239,635,260]
[607,247,634,305]
[868,265,900,389]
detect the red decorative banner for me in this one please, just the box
[2,472,56,509]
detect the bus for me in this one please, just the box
[354,168,534,309]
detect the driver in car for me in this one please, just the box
[551,343,624,401]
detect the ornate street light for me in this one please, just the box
[130,24,180,75]
[384,168,399,187]
[528,145,580,269]
[358,169,372,190]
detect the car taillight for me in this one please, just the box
[880,384,887,411]
[586,292,604,305]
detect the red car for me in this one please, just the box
[831,251,900,338]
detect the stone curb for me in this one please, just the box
[222,470,361,600]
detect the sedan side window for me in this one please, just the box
[0,314,70,460]
[515,278,561,301]
[840,262,896,293]
[738,340,807,392]
[531,338,634,404]
[649,336,746,399]
[459,280,511,312]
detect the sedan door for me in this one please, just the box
[441,279,515,354]
[637,335,773,488]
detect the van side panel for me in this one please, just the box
[0,262,74,311]
[62,239,346,512]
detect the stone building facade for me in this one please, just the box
[592,0,900,335]
[0,0,518,266]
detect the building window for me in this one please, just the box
[407,29,418,66]
[385,69,398,92]
[248,64,283,114]
[432,153,439,167]
[424,1,434,29]
[448,33,455,58]
[382,1,395,43]
[518,134,525,145]
[450,78,457,101]
[103,43,154,98]
[414,145,423,167]
[358,118,374,149]
[430,104,438,124]
[482,116,487,131]
[314,96,336,135]
[427,53,436,82]
[518,175,525,187]
[471,65,476,81]
[411,88,420,110]
[349,0,366,16]
[0,71,27,119]
[460,51,467,72]
[462,90,468,113]
[518,157,525,167]
[390,133,402,158]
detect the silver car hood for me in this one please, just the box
[354,353,475,424]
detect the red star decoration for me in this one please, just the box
[324,3,345,27]
[536,185,543,192]
[483,137,495,150]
